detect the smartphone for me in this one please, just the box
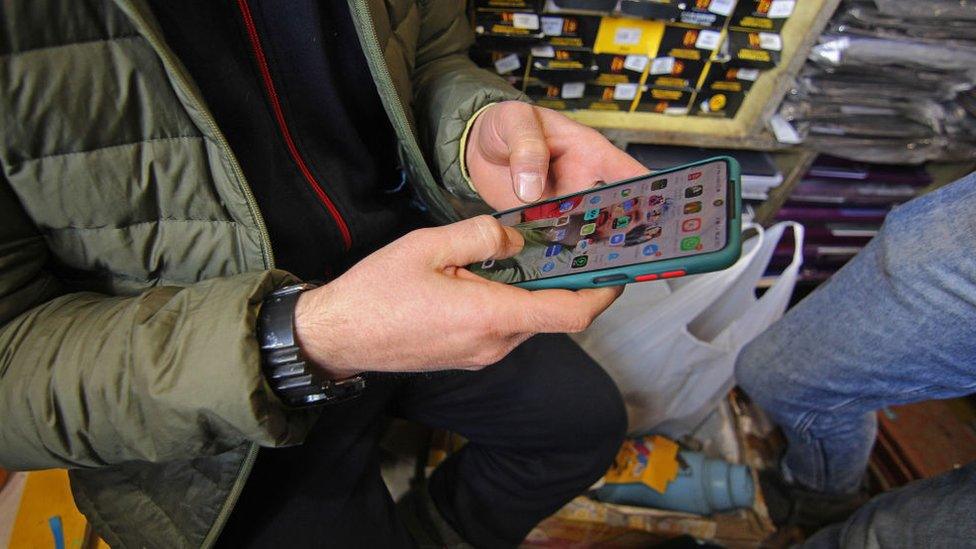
[469,156,742,290]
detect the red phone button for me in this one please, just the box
[634,273,659,282]
[661,270,686,279]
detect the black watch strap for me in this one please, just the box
[258,283,365,407]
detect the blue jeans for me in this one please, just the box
[736,172,976,545]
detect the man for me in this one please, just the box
[737,171,976,547]
[0,1,649,547]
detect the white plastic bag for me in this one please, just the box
[572,222,804,437]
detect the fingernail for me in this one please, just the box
[516,173,544,202]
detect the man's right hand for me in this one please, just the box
[293,215,622,379]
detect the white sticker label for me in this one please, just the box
[759,32,783,51]
[624,55,650,73]
[494,53,521,74]
[736,68,760,81]
[664,106,690,116]
[614,27,643,46]
[708,0,735,16]
[541,16,563,36]
[770,113,802,144]
[649,56,676,75]
[695,29,722,50]
[561,82,585,99]
[531,46,556,58]
[768,0,796,18]
[613,83,639,101]
[512,13,540,30]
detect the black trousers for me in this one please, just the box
[217,334,626,548]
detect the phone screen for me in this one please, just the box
[470,159,729,284]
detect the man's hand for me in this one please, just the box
[465,101,649,210]
[293,215,622,379]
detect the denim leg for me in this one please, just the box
[802,461,976,549]
[736,171,976,494]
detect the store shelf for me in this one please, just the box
[570,0,842,152]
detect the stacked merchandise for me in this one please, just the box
[769,155,930,282]
[777,0,976,163]
[470,0,799,118]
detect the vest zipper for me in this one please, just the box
[236,0,354,250]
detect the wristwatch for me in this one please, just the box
[257,283,366,407]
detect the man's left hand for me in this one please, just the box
[465,101,649,211]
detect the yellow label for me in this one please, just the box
[651,88,682,100]
[588,101,622,110]
[654,76,686,88]
[668,48,702,61]
[741,16,774,29]
[545,60,585,69]
[596,73,630,85]
[713,81,743,92]
[550,37,584,47]
[536,99,568,110]
[594,17,665,55]
[491,24,530,36]
[738,48,771,61]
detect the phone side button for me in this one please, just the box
[661,270,687,279]
[634,273,659,282]
[592,274,629,284]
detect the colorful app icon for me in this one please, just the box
[575,239,591,252]
[621,199,637,211]
[552,228,567,240]
[542,261,556,273]
[580,223,596,236]
[609,233,625,246]
[612,216,630,229]
[680,236,701,251]
[607,252,620,261]
[481,259,495,269]
[588,194,602,205]
[584,208,600,221]
[555,215,570,226]
[642,243,659,256]
[648,195,664,207]
[684,201,702,214]
[571,255,589,269]
[620,188,633,198]
[682,218,701,232]
[685,185,703,198]
[545,244,563,257]
[559,200,576,213]
[651,179,667,190]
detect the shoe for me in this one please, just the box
[396,479,473,549]
[759,469,870,535]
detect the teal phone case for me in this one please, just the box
[500,156,742,290]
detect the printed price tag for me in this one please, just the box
[512,13,539,30]
[768,0,796,18]
[494,53,521,74]
[541,16,563,36]
[649,56,676,75]
[759,32,783,51]
[613,83,639,101]
[614,27,643,46]
[695,29,722,50]
[531,46,556,58]
[708,0,735,16]
[624,55,650,72]
[562,82,585,99]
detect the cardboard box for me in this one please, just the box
[657,24,724,63]
[594,53,651,84]
[579,81,646,111]
[474,0,542,10]
[634,86,694,115]
[475,11,546,50]
[471,48,530,78]
[529,47,599,82]
[674,0,737,29]
[539,13,602,48]
[729,0,796,32]
[593,17,665,56]
[725,29,782,69]
[618,0,682,22]
[699,61,761,93]
[524,79,582,110]
[646,56,708,89]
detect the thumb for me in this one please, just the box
[427,215,524,268]
[494,103,550,203]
